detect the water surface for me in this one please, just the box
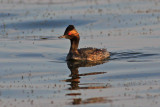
[0,0,160,107]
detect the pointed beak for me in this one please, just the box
[58,35,66,39]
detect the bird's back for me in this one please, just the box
[67,47,110,61]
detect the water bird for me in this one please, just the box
[58,25,110,61]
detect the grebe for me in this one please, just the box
[58,25,110,61]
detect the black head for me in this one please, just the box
[58,25,79,39]
[64,25,75,35]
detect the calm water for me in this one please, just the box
[0,0,160,107]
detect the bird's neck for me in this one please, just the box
[69,36,80,54]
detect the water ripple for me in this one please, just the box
[5,19,95,29]
[110,51,158,61]
[0,13,17,18]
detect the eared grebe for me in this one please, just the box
[58,25,110,61]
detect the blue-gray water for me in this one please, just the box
[0,0,160,107]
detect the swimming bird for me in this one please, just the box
[58,25,110,61]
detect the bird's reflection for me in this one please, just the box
[65,60,109,90]
[70,97,112,105]
[64,60,112,105]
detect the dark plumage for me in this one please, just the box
[64,25,75,35]
[59,25,110,61]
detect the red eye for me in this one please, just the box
[68,32,71,35]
